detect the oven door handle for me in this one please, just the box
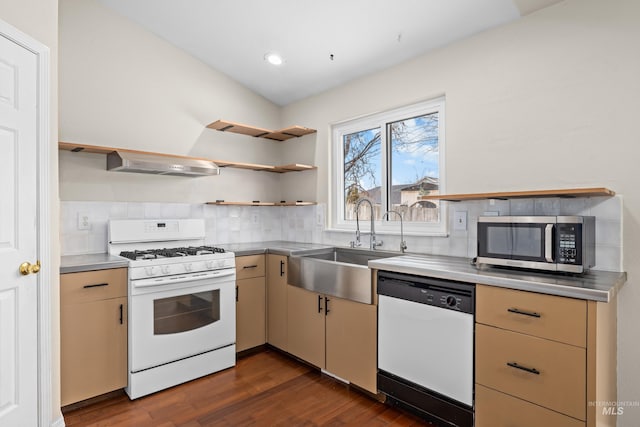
[133,269,235,288]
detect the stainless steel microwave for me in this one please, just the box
[477,216,595,273]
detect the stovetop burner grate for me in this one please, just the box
[119,250,158,261]
[120,246,226,261]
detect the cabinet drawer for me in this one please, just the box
[236,255,265,280]
[476,285,587,347]
[476,384,584,427]
[476,324,586,420]
[61,268,127,304]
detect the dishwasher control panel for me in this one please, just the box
[377,271,474,314]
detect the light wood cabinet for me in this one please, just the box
[476,384,584,427]
[475,284,617,427]
[325,296,377,394]
[476,323,586,419]
[286,285,325,367]
[235,255,266,352]
[60,268,127,406]
[286,285,377,394]
[236,254,266,280]
[266,254,288,351]
[476,285,587,347]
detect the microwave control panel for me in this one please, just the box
[557,223,582,265]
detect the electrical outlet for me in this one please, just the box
[251,213,259,224]
[77,212,90,230]
[454,211,467,231]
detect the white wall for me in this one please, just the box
[0,0,60,423]
[59,0,289,203]
[282,0,640,424]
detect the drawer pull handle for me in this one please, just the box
[83,283,109,289]
[280,260,285,277]
[507,308,541,318]
[242,265,258,269]
[507,362,540,375]
[318,295,323,313]
[119,304,123,325]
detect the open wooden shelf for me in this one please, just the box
[419,187,615,202]
[206,120,316,141]
[59,142,316,174]
[272,164,317,173]
[207,201,317,207]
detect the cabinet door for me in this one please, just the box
[61,296,127,406]
[236,276,266,352]
[286,285,325,368]
[325,297,377,394]
[266,254,288,350]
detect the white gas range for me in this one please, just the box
[108,219,236,400]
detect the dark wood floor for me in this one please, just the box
[63,349,432,426]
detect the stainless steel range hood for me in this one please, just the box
[107,151,220,177]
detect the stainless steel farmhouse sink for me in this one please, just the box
[288,247,402,304]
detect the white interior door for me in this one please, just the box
[0,33,39,426]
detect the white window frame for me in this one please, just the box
[329,97,447,236]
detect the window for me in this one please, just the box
[331,97,446,235]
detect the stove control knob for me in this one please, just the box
[145,266,155,276]
[206,261,214,269]
[185,263,193,272]
[161,265,170,275]
[217,260,226,268]
[446,295,457,308]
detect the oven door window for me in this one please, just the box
[153,290,220,335]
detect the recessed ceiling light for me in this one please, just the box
[265,52,283,66]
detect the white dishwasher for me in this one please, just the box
[377,270,474,427]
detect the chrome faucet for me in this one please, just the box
[383,210,407,253]
[351,198,383,250]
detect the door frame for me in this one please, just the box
[0,19,54,427]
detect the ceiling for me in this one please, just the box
[97,0,564,106]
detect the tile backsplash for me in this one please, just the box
[60,195,623,272]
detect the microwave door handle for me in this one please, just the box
[545,224,554,262]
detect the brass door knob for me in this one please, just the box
[19,260,41,276]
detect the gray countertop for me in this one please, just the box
[219,241,335,257]
[60,253,129,274]
[369,254,626,302]
[60,242,626,302]
[59,241,333,274]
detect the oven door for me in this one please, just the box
[477,216,556,271]
[129,272,235,372]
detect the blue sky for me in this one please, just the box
[350,115,439,191]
